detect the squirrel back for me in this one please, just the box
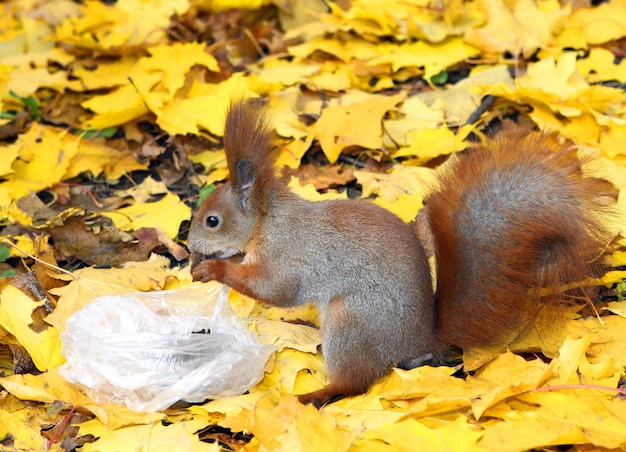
[423,131,615,349]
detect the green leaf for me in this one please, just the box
[197,185,216,207]
[430,70,449,86]
[71,127,118,139]
[0,245,10,262]
[618,280,626,302]
[1,269,16,278]
[9,90,40,119]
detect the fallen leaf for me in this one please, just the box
[103,192,192,239]
[0,284,63,371]
[311,93,405,162]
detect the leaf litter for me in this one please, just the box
[1,0,626,450]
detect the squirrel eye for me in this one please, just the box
[206,215,220,228]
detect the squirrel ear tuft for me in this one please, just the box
[236,159,257,211]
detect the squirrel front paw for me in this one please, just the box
[190,257,222,282]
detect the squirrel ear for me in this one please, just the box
[236,159,257,211]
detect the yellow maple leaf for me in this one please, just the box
[54,0,190,50]
[254,320,321,354]
[519,52,588,98]
[0,205,32,228]
[373,192,425,223]
[465,0,569,57]
[155,73,255,136]
[311,93,405,162]
[80,418,215,452]
[0,369,165,428]
[579,315,626,368]
[267,86,311,140]
[72,56,139,91]
[292,398,355,451]
[0,123,79,203]
[0,285,64,372]
[2,48,76,99]
[362,416,482,451]
[286,177,347,202]
[577,48,626,83]
[252,59,319,88]
[0,138,19,177]
[369,39,480,80]
[357,165,435,202]
[279,349,328,394]
[103,192,191,239]
[188,149,227,173]
[195,0,269,10]
[139,42,219,95]
[384,96,445,147]
[600,121,626,161]
[552,335,622,386]
[46,255,187,331]
[484,391,626,450]
[478,53,625,130]
[80,42,220,130]
[82,72,160,129]
[0,408,48,451]
[414,64,514,126]
[395,125,473,161]
[325,0,483,43]
[288,36,381,64]
[65,138,148,181]
[247,394,353,451]
[470,351,554,419]
[571,0,626,45]
[307,62,353,93]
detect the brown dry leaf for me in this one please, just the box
[44,214,155,266]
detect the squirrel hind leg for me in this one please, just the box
[297,361,376,408]
[297,296,393,408]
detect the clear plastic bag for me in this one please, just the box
[59,283,273,412]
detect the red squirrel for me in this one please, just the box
[188,98,615,408]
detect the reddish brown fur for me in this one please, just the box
[223,98,277,209]
[424,131,615,348]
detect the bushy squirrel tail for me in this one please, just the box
[423,131,616,348]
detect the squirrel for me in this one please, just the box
[187,98,615,408]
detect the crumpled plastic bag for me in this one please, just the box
[59,282,273,412]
